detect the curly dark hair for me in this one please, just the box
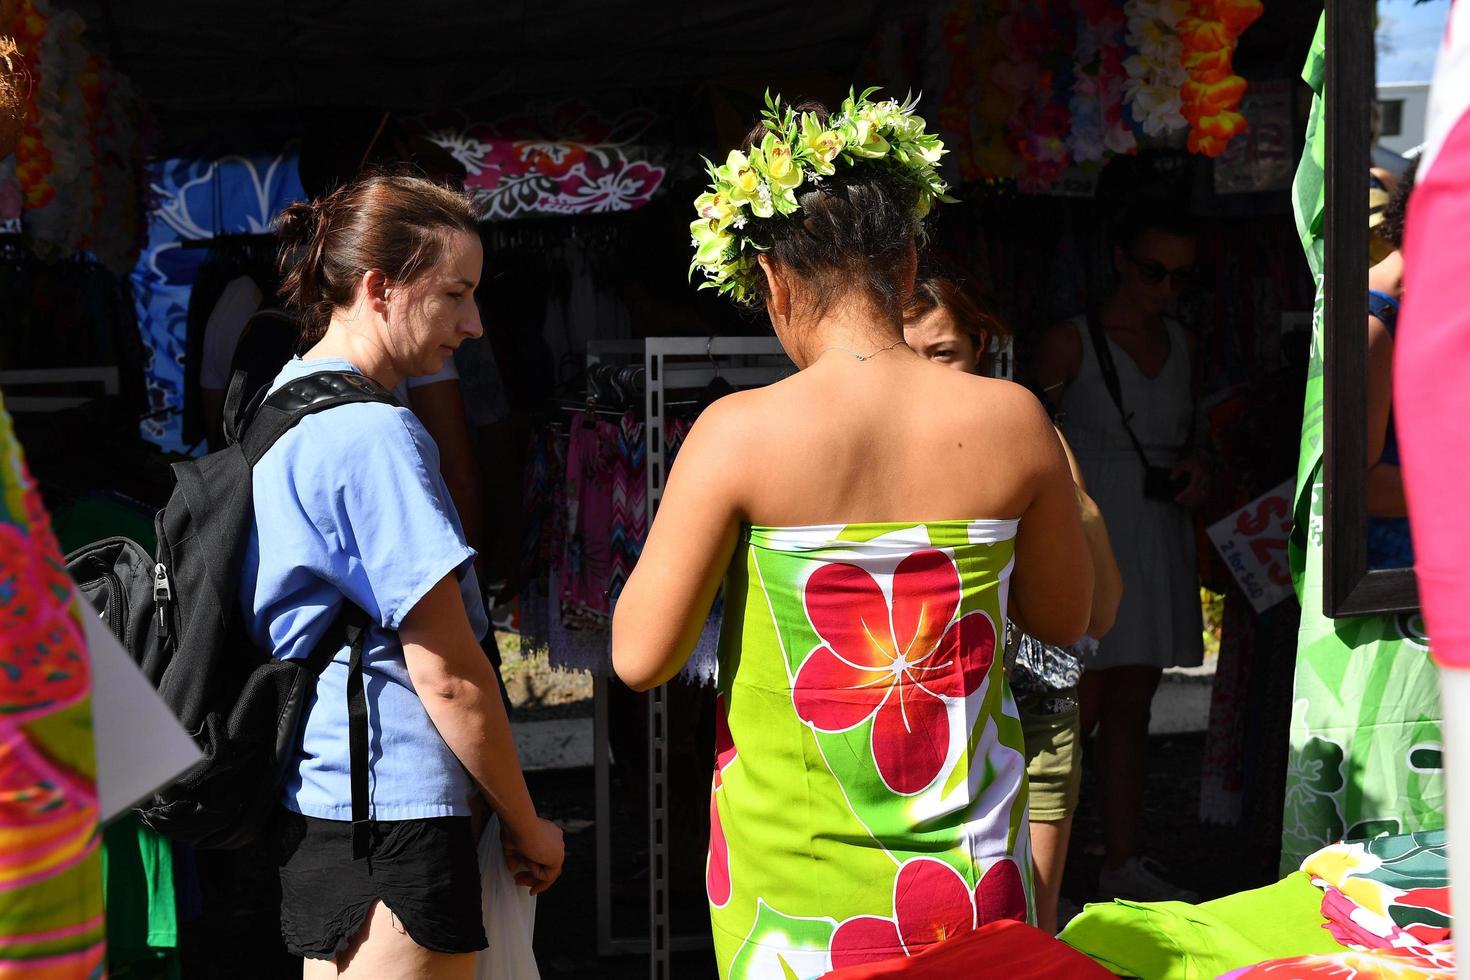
[1379,158,1419,251]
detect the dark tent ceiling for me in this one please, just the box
[82,1,939,153]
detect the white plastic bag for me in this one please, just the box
[475,815,540,980]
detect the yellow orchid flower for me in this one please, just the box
[842,118,891,159]
[694,190,738,231]
[691,87,954,304]
[723,149,763,201]
[798,112,846,175]
[690,217,732,265]
[758,133,804,193]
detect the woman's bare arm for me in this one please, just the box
[400,575,564,892]
[1008,401,1094,645]
[612,399,745,691]
[1366,316,1407,517]
[1032,321,1084,408]
[1055,429,1122,637]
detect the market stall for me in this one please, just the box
[0,0,1453,976]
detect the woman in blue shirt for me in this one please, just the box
[246,172,563,976]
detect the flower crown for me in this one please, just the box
[690,88,953,304]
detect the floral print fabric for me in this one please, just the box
[1219,944,1455,980]
[0,397,104,977]
[1301,831,1451,955]
[1282,17,1444,873]
[709,521,1031,979]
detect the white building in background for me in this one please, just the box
[1377,81,1432,157]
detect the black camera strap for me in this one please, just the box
[1083,309,1156,473]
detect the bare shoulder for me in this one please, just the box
[665,386,771,473]
[1034,319,1083,391]
[958,375,1055,438]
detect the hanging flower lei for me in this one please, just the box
[12,0,55,211]
[689,88,951,304]
[1068,0,1136,164]
[1177,0,1263,156]
[1122,0,1190,139]
[970,2,1019,181]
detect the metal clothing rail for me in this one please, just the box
[641,337,790,980]
[582,338,792,977]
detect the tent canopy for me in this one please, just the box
[93,0,933,152]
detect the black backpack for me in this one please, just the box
[66,370,397,850]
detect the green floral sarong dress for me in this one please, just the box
[708,520,1033,979]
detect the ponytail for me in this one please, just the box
[274,199,333,351]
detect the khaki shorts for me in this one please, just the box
[1020,695,1081,822]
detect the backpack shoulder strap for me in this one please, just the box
[1083,311,1153,470]
[240,371,400,466]
[293,601,375,859]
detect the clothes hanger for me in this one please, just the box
[698,337,736,411]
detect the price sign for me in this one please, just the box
[1206,479,1296,613]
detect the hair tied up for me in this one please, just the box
[274,171,481,354]
[273,199,321,251]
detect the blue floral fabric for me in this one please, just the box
[130,153,305,450]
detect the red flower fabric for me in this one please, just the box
[793,550,996,794]
[829,857,1028,969]
[707,694,738,907]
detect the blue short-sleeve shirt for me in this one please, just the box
[241,356,489,820]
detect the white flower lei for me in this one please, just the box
[1122,0,1190,139]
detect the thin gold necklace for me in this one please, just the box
[816,337,909,362]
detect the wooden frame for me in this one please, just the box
[1322,0,1420,615]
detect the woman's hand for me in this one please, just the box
[1171,451,1211,510]
[502,815,565,896]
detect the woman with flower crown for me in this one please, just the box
[612,91,1094,977]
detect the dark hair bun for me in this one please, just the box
[273,201,319,250]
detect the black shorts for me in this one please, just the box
[277,811,487,960]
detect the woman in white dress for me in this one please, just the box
[1034,211,1208,903]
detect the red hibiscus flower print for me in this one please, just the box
[792,550,996,795]
[829,857,1027,969]
[707,694,737,907]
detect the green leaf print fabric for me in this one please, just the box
[708,521,1033,979]
[1280,14,1445,875]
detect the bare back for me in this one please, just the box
[724,351,1050,526]
[613,344,1092,690]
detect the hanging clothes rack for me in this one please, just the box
[571,337,793,976]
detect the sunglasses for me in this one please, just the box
[1126,253,1196,289]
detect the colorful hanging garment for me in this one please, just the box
[608,411,646,604]
[558,412,618,628]
[708,521,1031,979]
[0,396,105,978]
[1280,16,1444,874]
